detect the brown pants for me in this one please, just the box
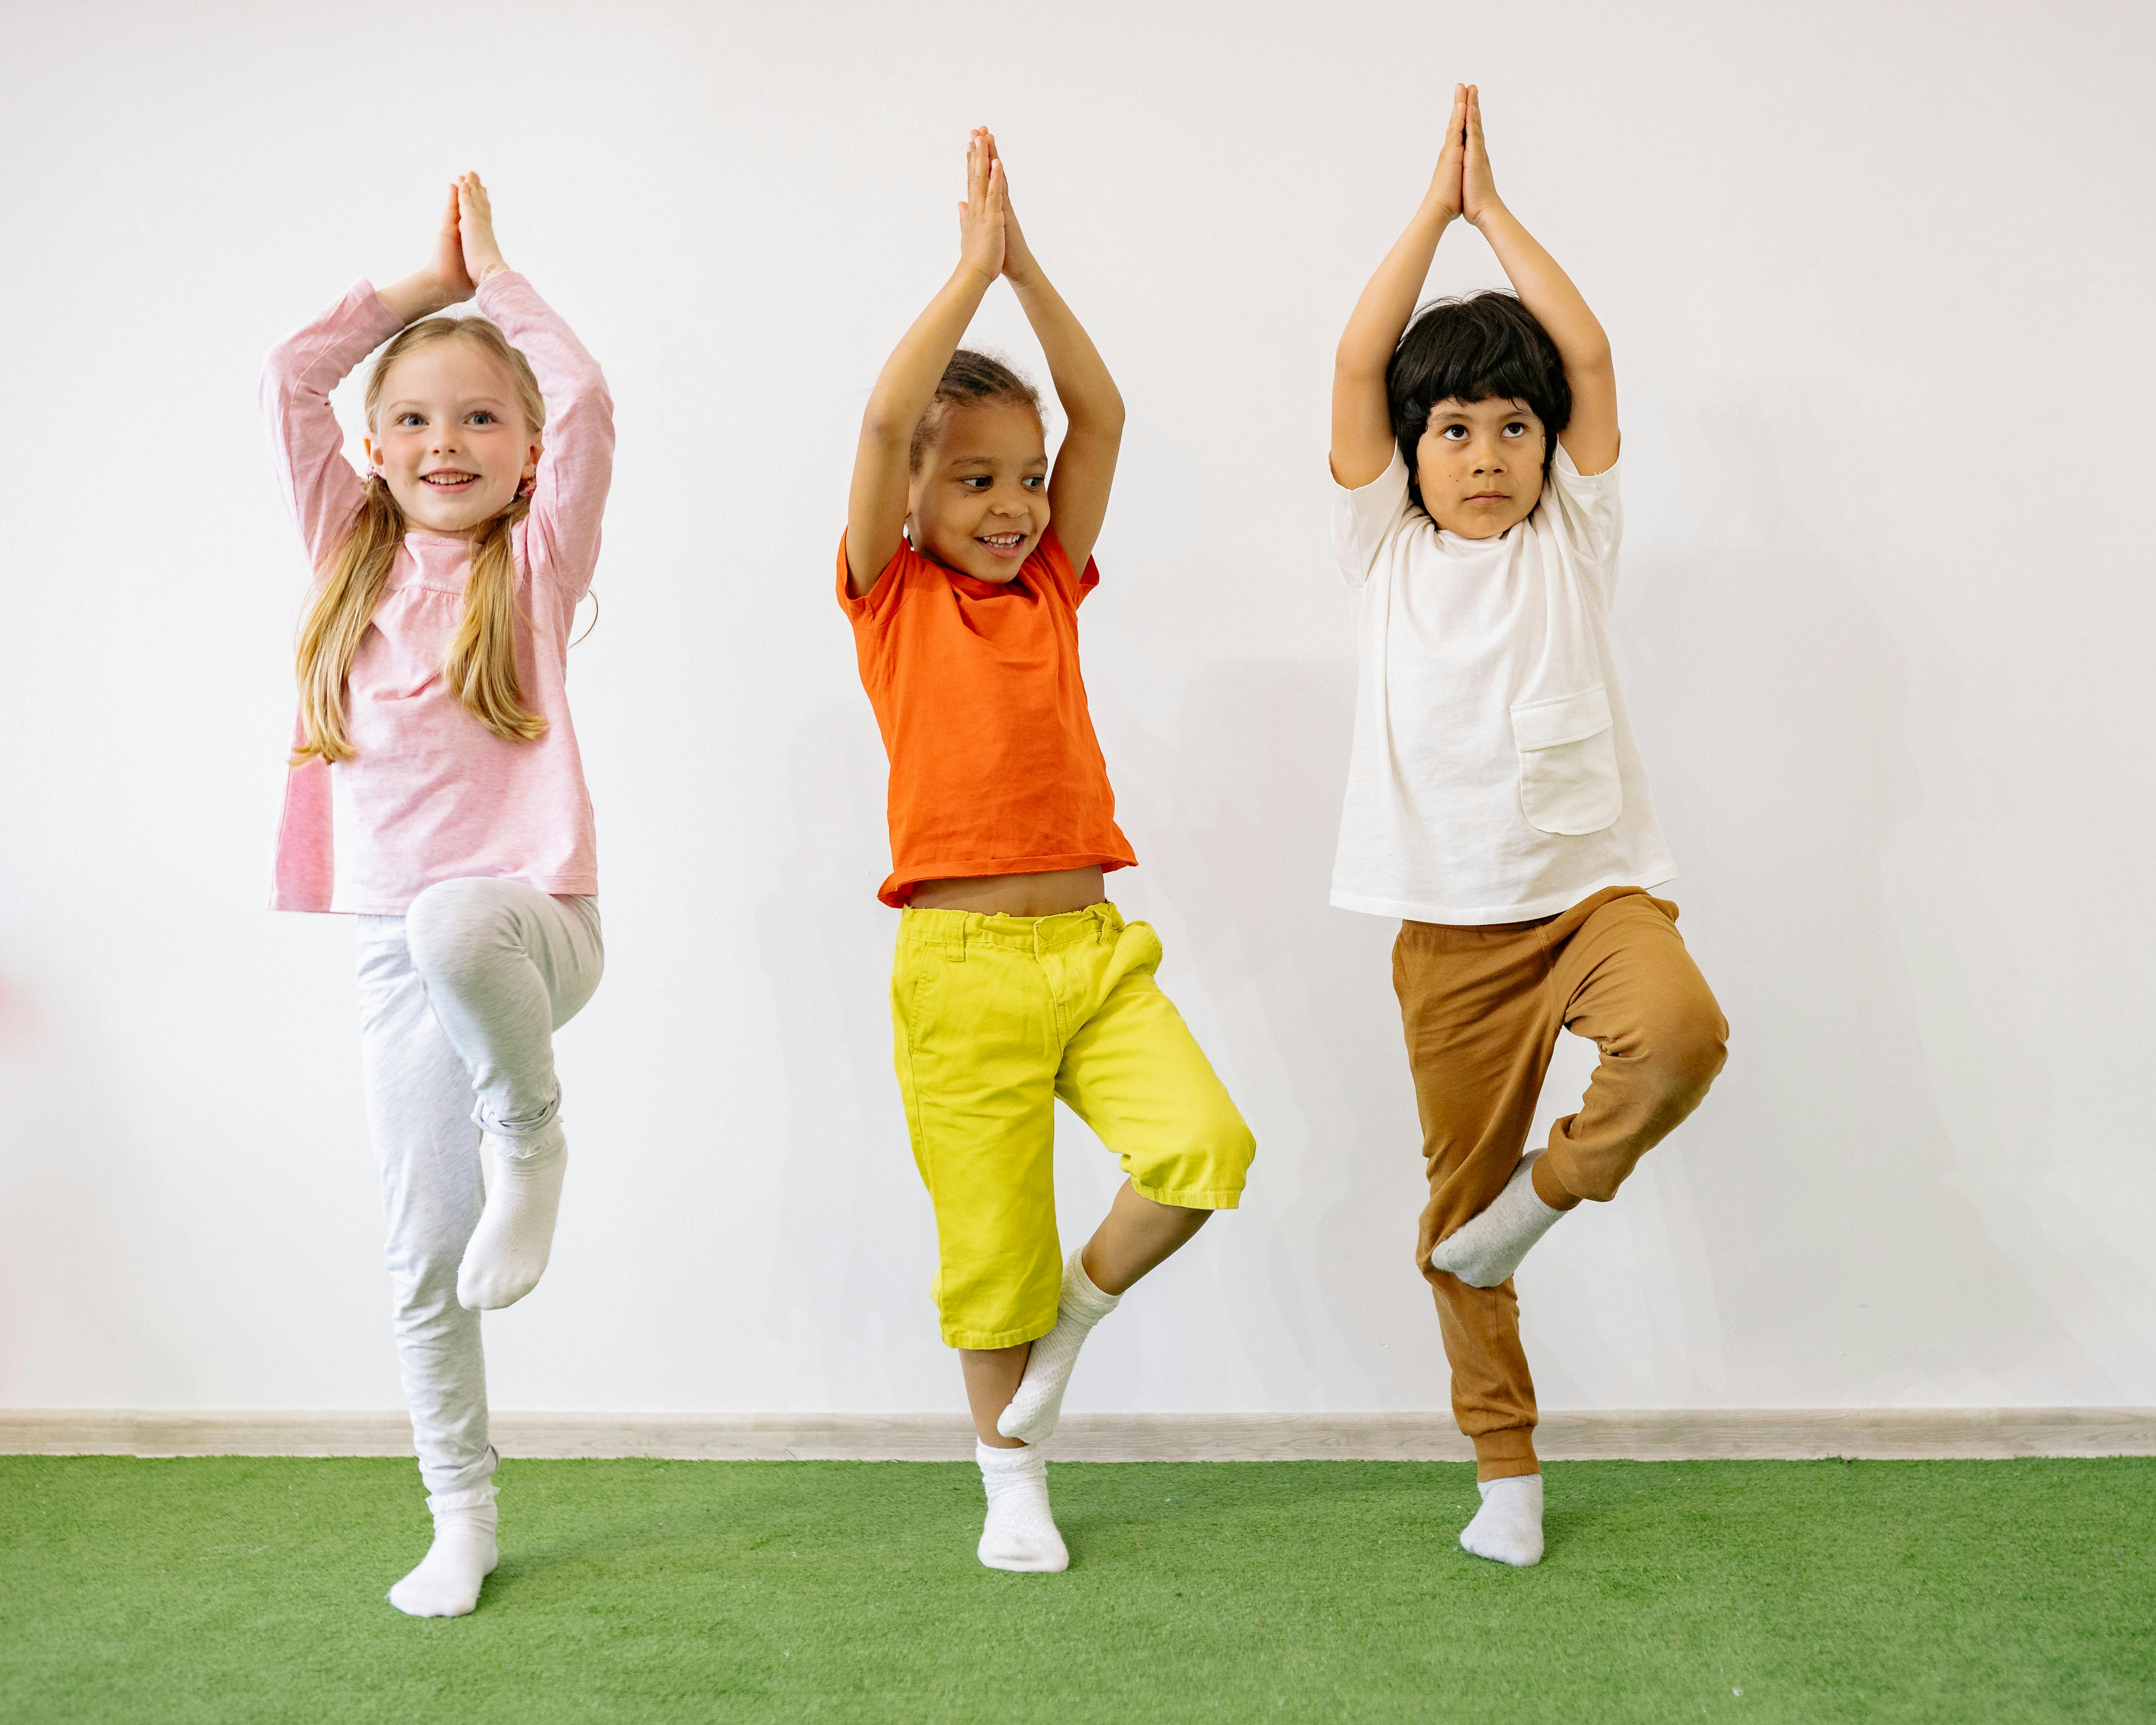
[1394,887,1728,1480]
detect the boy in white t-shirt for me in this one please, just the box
[1330,85,1728,1567]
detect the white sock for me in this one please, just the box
[386,1502,499,1617]
[457,1129,567,1311]
[975,1441,1068,1573]
[997,1251,1120,1444]
[1428,1151,1566,1288]
[1459,1472,1544,1567]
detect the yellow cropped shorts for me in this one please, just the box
[891,902,1255,1349]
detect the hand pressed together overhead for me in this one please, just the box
[1331,86,1617,529]
[363,175,542,538]
[846,127,1123,596]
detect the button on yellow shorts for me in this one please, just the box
[891,901,1255,1349]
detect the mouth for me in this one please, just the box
[420,471,481,493]
[975,530,1028,559]
[1466,492,1509,504]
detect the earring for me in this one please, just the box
[517,474,537,499]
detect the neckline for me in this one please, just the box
[1432,515,1520,550]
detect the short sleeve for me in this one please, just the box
[1543,443,1622,570]
[837,530,911,630]
[1331,449,1414,586]
[1032,527,1100,608]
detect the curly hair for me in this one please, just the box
[908,349,1044,471]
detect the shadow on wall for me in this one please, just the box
[1593,392,2104,1405]
[1095,656,1451,1412]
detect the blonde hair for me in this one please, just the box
[291,317,548,765]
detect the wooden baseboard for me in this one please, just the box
[3,1408,2151,1462]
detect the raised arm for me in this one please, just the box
[992,137,1124,576]
[457,174,615,597]
[845,133,1007,597]
[1331,85,1469,489]
[261,184,475,573]
[1460,87,1619,475]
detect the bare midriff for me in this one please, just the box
[907,866,1107,918]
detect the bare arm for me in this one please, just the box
[994,138,1123,576]
[845,132,1006,597]
[1461,87,1619,475]
[1331,85,1470,489]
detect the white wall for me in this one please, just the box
[2,0,2151,1419]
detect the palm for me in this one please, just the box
[999,190,1036,280]
[455,175,506,282]
[428,185,475,299]
[1462,87,1500,224]
[958,129,1006,278]
[1428,86,1466,219]
[960,198,1005,277]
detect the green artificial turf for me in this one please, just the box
[3,1456,2151,1723]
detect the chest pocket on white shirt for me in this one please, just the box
[1510,686,1622,835]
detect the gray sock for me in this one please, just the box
[1428,1152,1565,1288]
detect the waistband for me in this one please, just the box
[897,900,1125,956]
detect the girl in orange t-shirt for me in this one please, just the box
[840,130,1256,1573]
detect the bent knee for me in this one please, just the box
[1151,1101,1255,1204]
[1642,996,1728,1106]
[1197,1094,1256,1172]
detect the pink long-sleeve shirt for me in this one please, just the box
[261,272,613,914]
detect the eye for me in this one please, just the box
[960,476,991,490]
[1023,475,1045,490]
[395,412,425,428]
[1440,425,1468,441]
[1503,421,1528,438]
[468,410,496,426]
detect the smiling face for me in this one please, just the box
[907,400,1050,583]
[1414,396,1547,539]
[363,336,542,535]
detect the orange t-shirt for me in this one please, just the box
[838,527,1137,907]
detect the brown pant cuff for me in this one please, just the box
[1471,1427,1541,1482]
[1531,1154,1583,1212]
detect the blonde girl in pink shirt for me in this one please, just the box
[261,175,612,1618]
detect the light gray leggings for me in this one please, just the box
[354,878,604,1506]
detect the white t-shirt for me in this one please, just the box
[1330,444,1676,925]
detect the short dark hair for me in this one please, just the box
[909,349,1044,472]
[1386,291,1570,508]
